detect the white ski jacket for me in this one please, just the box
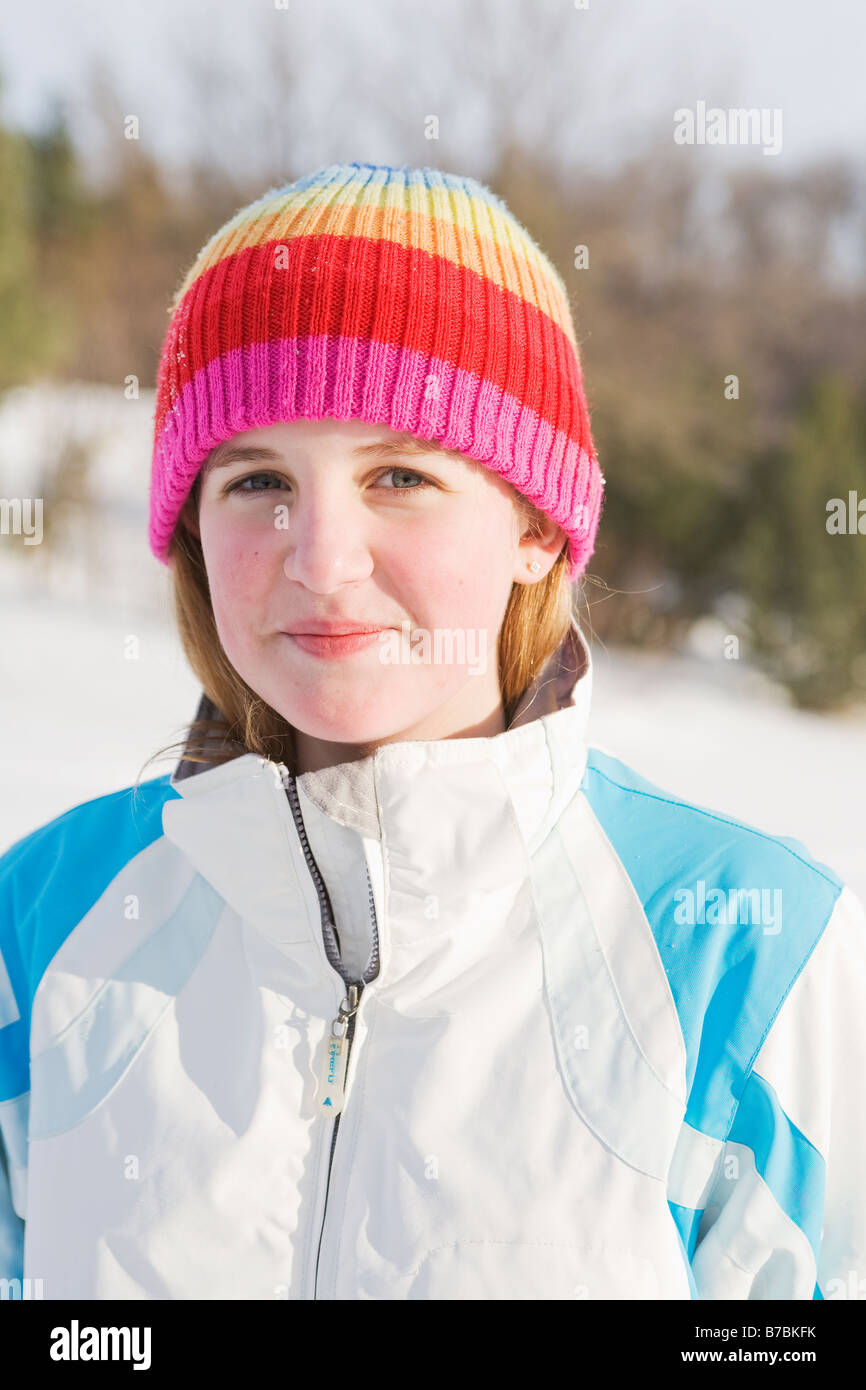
[1,620,864,1300]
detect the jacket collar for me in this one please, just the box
[161,620,594,942]
[169,616,592,846]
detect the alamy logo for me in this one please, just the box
[0,1277,44,1299]
[0,497,43,544]
[673,101,783,156]
[673,880,782,934]
[378,621,487,675]
[50,1320,151,1370]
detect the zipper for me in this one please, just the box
[282,765,380,1299]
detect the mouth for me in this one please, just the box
[280,624,393,659]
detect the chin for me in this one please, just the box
[272,691,430,748]
[251,660,463,747]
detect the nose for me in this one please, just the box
[281,488,374,590]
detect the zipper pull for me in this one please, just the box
[316,984,362,1116]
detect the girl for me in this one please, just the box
[1,162,864,1301]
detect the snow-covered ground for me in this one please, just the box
[587,637,866,901]
[1,380,864,902]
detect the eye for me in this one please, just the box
[374,466,434,492]
[225,471,288,494]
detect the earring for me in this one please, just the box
[528,560,541,573]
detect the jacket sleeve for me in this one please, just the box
[690,883,866,1299]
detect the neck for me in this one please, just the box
[292,687,508,776]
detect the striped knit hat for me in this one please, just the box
[150,162,603,580]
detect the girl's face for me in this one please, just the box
[192,418,563,771]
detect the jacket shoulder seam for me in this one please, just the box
[585,760,843,892]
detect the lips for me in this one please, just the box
[282,626,391,659]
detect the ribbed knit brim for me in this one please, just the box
[150,162,603,580]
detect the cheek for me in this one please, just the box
[202,531,273,647]
[398,506,514,616]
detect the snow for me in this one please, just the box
[587,639,866,901]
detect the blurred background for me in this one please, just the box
[0,0,864,895]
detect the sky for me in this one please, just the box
[0,0,862,185]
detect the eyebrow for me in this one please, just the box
[205,436,461,473]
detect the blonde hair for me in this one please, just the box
[143,440,578,778]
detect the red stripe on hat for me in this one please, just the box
[154,234,588,448]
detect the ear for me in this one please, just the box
[512,516,567,585]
